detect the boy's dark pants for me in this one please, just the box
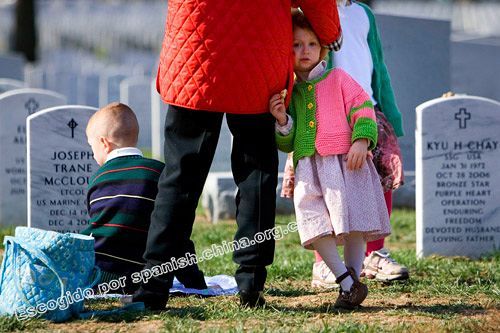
[140,105,278,295]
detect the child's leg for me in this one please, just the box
[343,233,366,277]
[312,236,353,291]
[314,235,369,309]
[314,251,323,263]
[363,189,409,281]
[365,190,392,256]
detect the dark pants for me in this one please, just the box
[143,105,278,292]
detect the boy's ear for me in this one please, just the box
[99,136,114,154]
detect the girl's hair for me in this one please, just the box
[291,9,314,33]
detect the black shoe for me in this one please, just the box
[239,290,266,308]
[176,268,207,290]
[131,286,169,311]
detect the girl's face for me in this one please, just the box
[293,27,322,73]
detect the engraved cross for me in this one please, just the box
[454,108,471,129]
[67,118,78,138]
[25,98,39,115]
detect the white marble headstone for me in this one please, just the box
[27,105,99,233]
[46,71,79,104]
[99,71,127,107]
[0,78,25,94]
[0,54,25,81]
[210,117,232,172]
[24,65,46,89]
[120,76,152,151]
[416,95,500,258]
[79,73,100,107]
[151,82,167,161]
[0,88,66,225]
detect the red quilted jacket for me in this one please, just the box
[156,0,341,114]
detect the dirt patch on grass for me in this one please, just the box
[45,319,163,333]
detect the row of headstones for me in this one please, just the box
[0,88,96,233]
[0,85,234,222]
[37,0,166,56]
[1,14,499,258]
[0,51,156,107]
[0,86,498,260]
[1,72,159,151]
[24,50,156,108]
[3,13,500,172]
[374,0,500,37]
[0,75,233,165]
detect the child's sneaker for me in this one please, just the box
[362,248,409,281]
[333,267,368,309]
[311,261,339,289]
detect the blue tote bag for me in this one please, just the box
[0,227,100,322]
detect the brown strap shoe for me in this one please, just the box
[333,267,368,309]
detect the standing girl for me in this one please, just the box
[270,10,390,309]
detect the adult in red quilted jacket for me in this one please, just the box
[134,0,342,309]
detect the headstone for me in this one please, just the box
[201,172,293,223]
[376,14,451,171]
[0,89,66,226]
[0,54,25,81]
[99,71,127,107]
[451,36,500,103]
[24,65,46,89]
[416,95,500,258]
[45,71,79,104]
[79,73,100,107]
[151,82,167,161]
[201,172,237,223]
[210,118,232,172]
[0,78,25,94]
[120,76,152,151]
[27,105,99,233]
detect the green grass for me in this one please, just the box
[0,209,498,332]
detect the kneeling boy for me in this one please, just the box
[82,102,207,293]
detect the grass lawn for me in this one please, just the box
[0,209,498,332]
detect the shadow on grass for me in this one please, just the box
[270,302,487,317]
[266,288,317,297]
[164,306,207,320]
[73,305,208,323]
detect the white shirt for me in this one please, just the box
[105,147,143,163]
[334,2,376,104]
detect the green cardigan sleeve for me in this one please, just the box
[359,2,405,137]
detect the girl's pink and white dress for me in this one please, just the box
[294,153,390,249]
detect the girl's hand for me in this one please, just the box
[269,94,287,126]
[345,139,369,170]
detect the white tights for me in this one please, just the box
[312,233,365,291]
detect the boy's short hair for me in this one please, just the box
[88,102,139,147]
[292,9,314,33]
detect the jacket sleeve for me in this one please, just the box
[360,2,404,137]
[293,0,342,50]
